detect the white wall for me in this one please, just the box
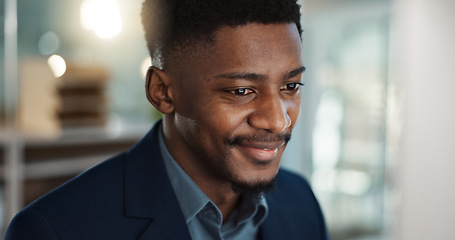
[393,0,455,239]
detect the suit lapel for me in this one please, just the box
[124,121,191,240]
[137,192,191,240]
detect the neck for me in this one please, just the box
[162,118,241,221]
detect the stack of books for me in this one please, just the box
[58,65,109,129]
[19,59,109,136]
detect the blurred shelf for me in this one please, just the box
[0,120,151,145]
[1,153,112,181]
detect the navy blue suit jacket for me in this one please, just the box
[6,122,329,240]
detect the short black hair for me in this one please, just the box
[141,0,302,68]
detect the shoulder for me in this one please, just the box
[5,153,131,239]
[265,168,329,239]
[6,123,167,239]
[34,152,126,208]
[5,208,59,240]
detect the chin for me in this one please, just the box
[230,176,277,198]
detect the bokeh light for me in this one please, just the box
[38,31,60,55]
[47,55,67,78]
[80,0,123,39]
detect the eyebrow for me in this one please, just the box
[215,66,306,81]
[215,72,265,81]
[284,66,306,79]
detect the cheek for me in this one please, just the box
[177,107,226,143]
[200,110,236,138]
[199,100,249,130]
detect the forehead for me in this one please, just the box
[212,23,301,67]
[215,23,301,52]
[168,23,302,79]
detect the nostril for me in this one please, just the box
[248,110,290,133]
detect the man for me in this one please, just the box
[6,0,328,239]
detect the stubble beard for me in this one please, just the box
[220,132,291,198]
[214,149,278,199]
[230,177,277,199]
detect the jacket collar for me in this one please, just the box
[124,121,191,239]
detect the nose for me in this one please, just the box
[248,94,291,133]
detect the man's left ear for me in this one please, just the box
[145,66,174,114]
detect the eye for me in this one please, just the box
[229,88,254,96]
[282,82,304,92]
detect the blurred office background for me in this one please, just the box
[1,0,454,239]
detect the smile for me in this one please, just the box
[237,141,286,162]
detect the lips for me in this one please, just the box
[237,141,286,162]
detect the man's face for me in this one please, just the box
[166,23,303,192]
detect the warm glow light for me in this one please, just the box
[141,57,152,78]
[48,55,67,78]
[80,0,123,39]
